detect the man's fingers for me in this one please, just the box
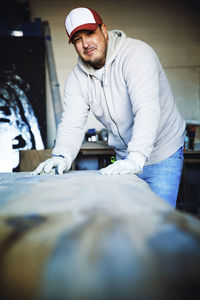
[57,160,71,174]
[31,161,46,175]
[106,165,123,175]
[99,160,138,175]
[43,160,55,173]
[57,162,65,174]
[32,155,72,176]
[32,159,56,175]
[100,164,117,175]
[118,168,131,175]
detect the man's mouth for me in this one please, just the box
[84,47,96,55]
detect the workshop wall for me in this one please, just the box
[29,0,200,148]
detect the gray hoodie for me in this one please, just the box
[53,30,186,166]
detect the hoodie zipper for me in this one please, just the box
[102,74,127,148]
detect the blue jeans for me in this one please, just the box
[138,147,184,208]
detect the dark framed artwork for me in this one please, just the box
[0,36,46,170]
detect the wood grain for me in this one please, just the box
[0,171,200,300]
[19,150,52,172]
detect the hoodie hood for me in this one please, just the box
[77,30,126,75]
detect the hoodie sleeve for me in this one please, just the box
[123,40,161,162]
[52,68,90,161]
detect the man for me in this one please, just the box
[33,7,185,207]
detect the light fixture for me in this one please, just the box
[11,30,23,37]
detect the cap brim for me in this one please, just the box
[69,23,99,43]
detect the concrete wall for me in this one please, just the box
[30,0,200,148]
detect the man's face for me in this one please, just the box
[72,25,108,69]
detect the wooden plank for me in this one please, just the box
[0,171,200,300]
[19,150,52,172]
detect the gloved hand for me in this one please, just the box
[99,152,146,175]
[32,154,72,175]
[99,159,142,175]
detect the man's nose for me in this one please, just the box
[82,36,90,48]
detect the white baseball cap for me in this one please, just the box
[65,7,103,43]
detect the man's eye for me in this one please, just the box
[73,37,80,43]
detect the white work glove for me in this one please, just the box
[100,152,146,175]
[32,154,72,175]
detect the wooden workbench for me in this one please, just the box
[0,171,200,300]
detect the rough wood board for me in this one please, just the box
[19,150,52,172]
[0,171,200,300]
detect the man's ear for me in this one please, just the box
[101,24,108,42]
